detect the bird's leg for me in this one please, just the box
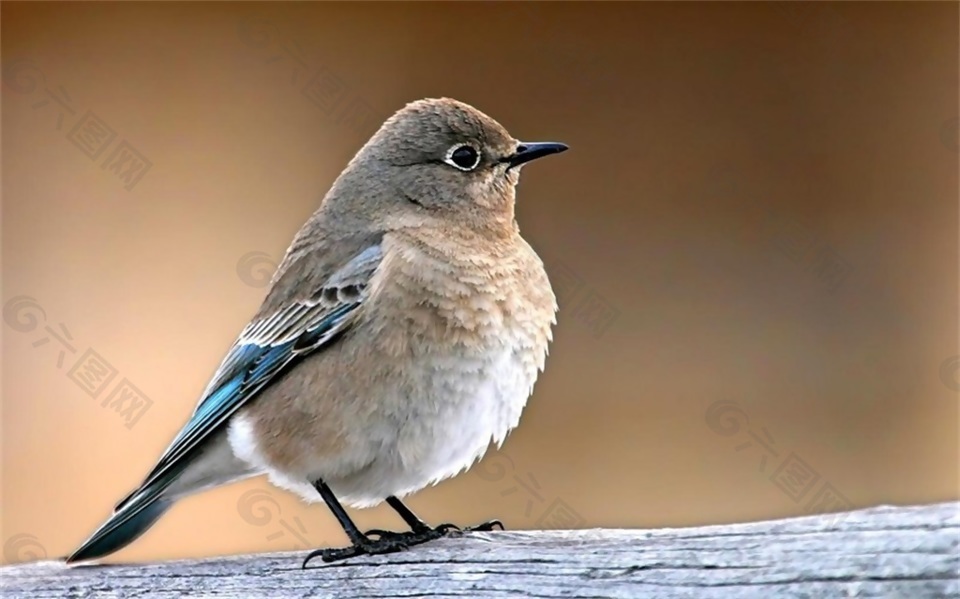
[303,481,452,566]
[387,495,506,534]
[302,479,411,566]
[363,495,505,541]
[303,483,507,567]
[361,496,456,539]
[302,479,371,566]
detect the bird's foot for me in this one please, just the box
[302,525,449,567]
[462,519,504,533]
[301,520,505,567]
[363,523,457,540]
[368,519,503,540]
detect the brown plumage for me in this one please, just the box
[67,97,567,566]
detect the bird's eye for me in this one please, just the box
[444,144,481,171]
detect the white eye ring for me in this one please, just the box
[443,143,481,171]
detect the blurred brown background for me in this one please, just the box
[2,2,957,565]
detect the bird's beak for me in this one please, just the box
[504,141,569,169]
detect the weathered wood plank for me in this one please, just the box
[3,502,958,598]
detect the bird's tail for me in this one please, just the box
[66,493,173,564]
[65,483,175,564]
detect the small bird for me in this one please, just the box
[66,97,567,567]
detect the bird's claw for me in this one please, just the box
[302,520,506,567]
[432,522,462,535]
[362,528,398,539]
[464,519,504,532]
[302,526,445,567]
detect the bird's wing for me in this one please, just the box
[116,241,384,510]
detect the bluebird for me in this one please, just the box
[66,97,567,566]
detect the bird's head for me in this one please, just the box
[321,97,568,238]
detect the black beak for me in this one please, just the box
[504,141,569,169]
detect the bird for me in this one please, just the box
[66,97,567,567]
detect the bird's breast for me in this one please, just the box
[231,233,558,507]
[369,232,557,357]
[349,233,557,496]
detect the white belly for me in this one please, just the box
[228,342,541,509]
[398,347,533,482]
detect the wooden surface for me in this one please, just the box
[2,502,958,598]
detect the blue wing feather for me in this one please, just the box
[73,301,362,563]
[68,244,382,564]
[139,303,357,491]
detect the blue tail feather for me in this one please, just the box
[67,460,189,564]
[66,494,173,564]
